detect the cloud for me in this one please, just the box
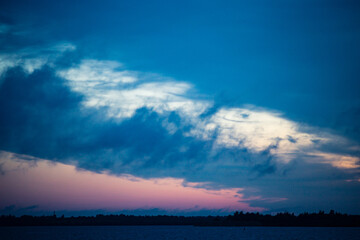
[0,65,218,181]
[56,58,360,171]
[1,47,359,177]
[0,154,264,214]
[308,152,359,169]
[0,42,75,78]
[58,59,137,87]
[195,107,321,162]
[58,59,211,122]
[0,42,360,214]
[0,23,10,34]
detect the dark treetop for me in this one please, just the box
[1,210,360,227]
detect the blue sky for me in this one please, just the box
[0,0,360,216]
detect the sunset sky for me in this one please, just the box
[0,0,360,216]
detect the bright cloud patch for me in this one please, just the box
[58,59,137,88]
[58,59,211,120]
[198,107,326,163]
[0,45,358,173]
[310,152,360,169]
[0,41,359,215]
[0,42,75,77]
[55,57,360,170]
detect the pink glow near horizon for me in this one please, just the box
[0,152,269,213]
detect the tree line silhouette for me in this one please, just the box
[1,210,359,227]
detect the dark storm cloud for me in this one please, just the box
[1,0,360,214]
[251,140,280,177]
[2,0,360,147]
[333,107,360,144]
[0,67,87,160]
[0,66,276,184]
[1,62,359,216]
[249,159,360,214]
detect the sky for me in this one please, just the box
[0,0,359,216]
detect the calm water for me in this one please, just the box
[1,226,359,240]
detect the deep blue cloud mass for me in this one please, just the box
[0,55,359,214]
[0,65,274,181]
[0,0,360,214]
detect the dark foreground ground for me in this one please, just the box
[1,226,360,240]
[1,211,360,227]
